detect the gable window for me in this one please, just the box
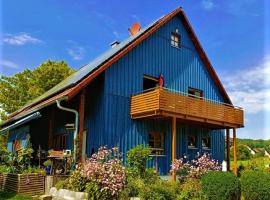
[202,136,211,149]
[143,75,159,91]
[188,87,203,98]
[149,131,164,155]
[171,32,180,48]
[188,133,197,148]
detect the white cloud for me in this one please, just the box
[0,59,19,69]
[201,0,215,11]
[222,56,270,114]
[3,33,42,46]
[67,47,85,61]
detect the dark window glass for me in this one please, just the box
[202,136,211,149]
[171,32,180,48]
[188,87,203,98]
[143,75,159,91]
[53,134,67,150]
[149,131,164,155]
[188,134,197,148]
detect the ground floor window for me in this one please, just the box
[202,133,211,149]
[53,134,67,150]
[12,139,22,152]
[188,133,198,148]
[148,131,164,155]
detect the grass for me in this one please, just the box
[230,156,270,170]
[0,192,33,200]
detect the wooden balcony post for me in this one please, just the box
[233,128,237,175]
[172,117,177,181]
[226,129,230,171]
[79,89,86,163]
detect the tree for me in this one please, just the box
[0,60,75,121]
[230,144,252,161]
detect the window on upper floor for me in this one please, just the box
[171,30,180,48]
[143,75,159,91]
[149,131,165,155]
[188,133,198,149]
[188,87,203,98]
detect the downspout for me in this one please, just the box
[56,99,79,165]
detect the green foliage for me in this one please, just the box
[0,133,9,164]
[177,178,206,200]
[127,145,151,178]
[43,159,52,167]
[139,180,179,200]
[0,191,33,200]
[0,60,74,120]
[55,179,69,190]
[230,144,252,161]
[85,181,111,200]
[241,170,270,200]
[237,138,270,150]
[6,134,35,174]
[66,169,87,192]
[201,171,241,200]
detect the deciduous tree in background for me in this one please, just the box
[0,60,75,121]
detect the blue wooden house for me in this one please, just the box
[0,8,244,176]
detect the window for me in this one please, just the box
[149,131,164,155]
[143,75,159,91]
[53,134,67,150]
[171,32,180,48]
[12,139,21,153]
[188,87,203,98]
[202,136,211,149]
[188,134,197,148]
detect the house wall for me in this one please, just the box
[84,15,225,174]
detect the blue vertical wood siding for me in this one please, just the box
[84,15,225,175]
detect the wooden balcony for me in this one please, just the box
[130,88,244,128]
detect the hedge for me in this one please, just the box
[201,171,240,200]
[241,170,270,200]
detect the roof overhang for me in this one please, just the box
[0,112,41,134]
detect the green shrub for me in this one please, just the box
[66,169,87,192]
[241,170,270,200]
[230,144,251,161]
[127,145,151,178]
[144,168,160,184]
[55,179,69,190]
[43,159,52,166]
[201,171,241,200]
[139,180,179,200]
[177,178,206,200]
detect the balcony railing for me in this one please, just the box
[130,88,244,128]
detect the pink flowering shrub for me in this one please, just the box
[81,146,126,197]
[171,153,221,179]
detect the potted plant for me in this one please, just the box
[44,159,52,175]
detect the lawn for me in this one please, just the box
[0,192,33,200]
[230,156,270,170]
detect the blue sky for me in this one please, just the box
[0,0,269,139]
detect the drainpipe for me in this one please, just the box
[56,99,79,166]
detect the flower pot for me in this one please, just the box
[45,166,52,175]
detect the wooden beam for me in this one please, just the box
[233,128,237,175]
[79,90,86,163]
[226,129,230,171]
[172,117,177,181]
